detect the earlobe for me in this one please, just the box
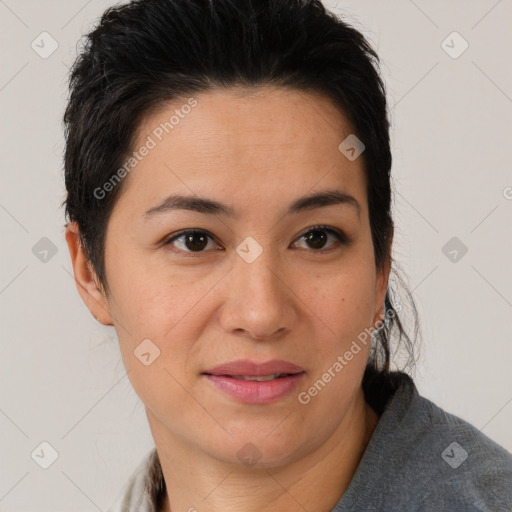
[373,227,393,327]
[64,222,114,326]
[372,300,386,329]
[372,276,388,329]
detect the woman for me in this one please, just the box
[63,0,512,511]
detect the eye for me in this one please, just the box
[292,225,349,252]
[163,225,350,255]
[164,229,221,254]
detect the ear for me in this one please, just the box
[65,222,113,326]
[372,226,394,327]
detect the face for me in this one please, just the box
[80,86,389,468]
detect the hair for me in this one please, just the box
[63,0,421,505]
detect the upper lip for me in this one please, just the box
[203,359,305,377]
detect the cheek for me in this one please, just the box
[111,280,201,355]
[105,244,194,334]
[110,279,201,414]
[306,261,377,342]
[294,266,376,416]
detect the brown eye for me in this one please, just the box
[164,226,349,255]
[293,226,348,251]
[165,230,219,253]
[303,230,328,250]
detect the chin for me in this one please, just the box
[211,435,307,471]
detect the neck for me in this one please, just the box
[152,387,379,512]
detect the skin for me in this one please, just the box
[66,86,391,512]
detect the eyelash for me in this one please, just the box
[162,225,350,256]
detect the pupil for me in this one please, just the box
[186,232,208,251]
[305,230,326,249]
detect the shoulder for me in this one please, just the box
[410,393,512,511]
[348,370,512,511]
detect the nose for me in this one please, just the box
[218,248,297,341]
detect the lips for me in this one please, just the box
[226,373,291,381]
[203,359,305,378]
[202,359,306,404]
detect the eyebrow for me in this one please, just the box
[143,188,361,220]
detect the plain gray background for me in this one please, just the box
[1,0,511,510]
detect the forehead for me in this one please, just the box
[116,86,367,218]
[137,85,357,158]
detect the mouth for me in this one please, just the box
[202,372,302,381]
[203,358,305,377]
[201,370,306,404]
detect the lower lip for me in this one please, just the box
[203,373,305,404]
